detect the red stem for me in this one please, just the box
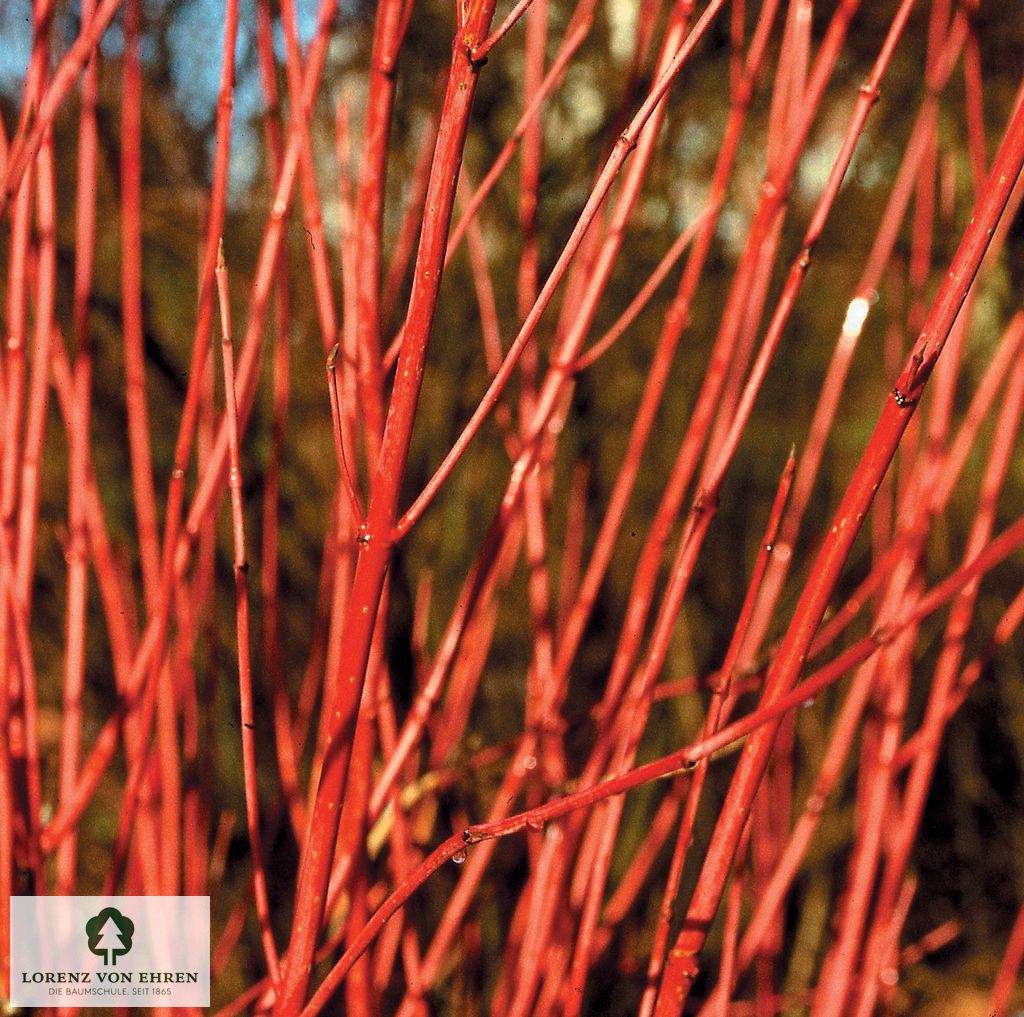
[272,2,500,1008]
[215,245,281,985]
[653,65,1024,1017]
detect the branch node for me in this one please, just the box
[467,42,488,67]
[859,80,881,104]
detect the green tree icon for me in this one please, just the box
[85,908,135,966]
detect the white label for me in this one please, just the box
[10,896,210,1007]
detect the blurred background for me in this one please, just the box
[3,0,1024,1011]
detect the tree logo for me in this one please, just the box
[85,907,135,966]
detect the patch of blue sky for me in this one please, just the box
[276,0,319,57]
[167,0,242,127]
[162,0,325,198]
[0,0,322,100]
[0,0,324,200]
[0,0,32,96]
[164,0,318,128]
[159,0,264,198]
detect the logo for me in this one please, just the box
[11,895,210,1007]
[85,907,135,965]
